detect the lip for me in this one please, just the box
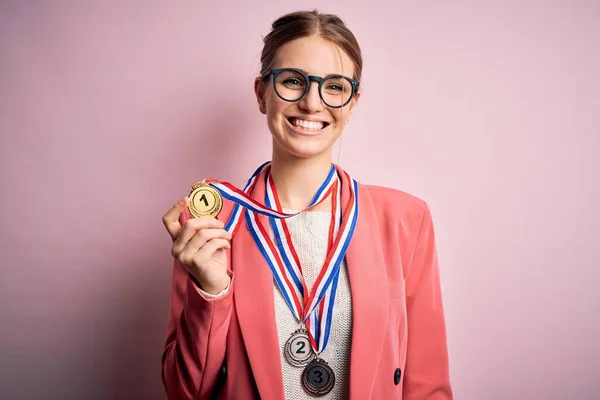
[285,117,330,136]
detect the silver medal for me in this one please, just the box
[284,328,314,367]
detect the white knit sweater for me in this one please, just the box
[199,209,352,398]
[275,209,352,399]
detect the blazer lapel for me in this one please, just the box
[231,169,285,400]
[341,172,389,400]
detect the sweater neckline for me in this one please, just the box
[282,208,333,216]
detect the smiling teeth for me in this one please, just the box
[291,118,324,131]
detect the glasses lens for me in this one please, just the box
[321,76,354,107]
[274,70,307,101]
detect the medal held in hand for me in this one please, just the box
[188,182,223,218]
[199,162,359,397]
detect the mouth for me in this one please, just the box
[287,117,331,132]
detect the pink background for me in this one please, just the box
[1,1,598,399]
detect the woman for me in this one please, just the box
[161,9,453,400]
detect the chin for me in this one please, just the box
[273,136,334,160]
[283,143,331,159]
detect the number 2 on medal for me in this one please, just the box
[296,341,306,354]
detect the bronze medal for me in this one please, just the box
[301,358,335,396]
[188,181,223,218]
[284,328,314,367]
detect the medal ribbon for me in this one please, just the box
[204,162,335,236]
[262,171,342,353]
[204,162,359,354]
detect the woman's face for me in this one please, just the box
[255,35,360,161]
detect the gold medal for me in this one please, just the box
[188,181,223,218]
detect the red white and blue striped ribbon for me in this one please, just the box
[266,170,346,352]
[204,161,358,354]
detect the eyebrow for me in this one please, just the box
[278,67,349,77]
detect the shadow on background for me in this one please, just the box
[104,98,257,399]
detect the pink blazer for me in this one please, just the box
[161,167,453,399]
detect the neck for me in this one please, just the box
[270,150,333,212]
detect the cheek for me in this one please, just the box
[265,94,286,119]
[331,109,349,125]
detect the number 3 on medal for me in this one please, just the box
[302,359,335,395]
[311,369,323,384]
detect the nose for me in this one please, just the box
[297,80,324,113]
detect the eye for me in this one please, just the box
[326,83,343,92]
[282,78,305,87]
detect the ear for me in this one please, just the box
[347,88,361,117]
[254,76,267,114]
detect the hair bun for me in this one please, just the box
[272,9,317,29]
[260,10,362,81]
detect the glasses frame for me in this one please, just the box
[261,67,360,108]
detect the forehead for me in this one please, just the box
[272,35,355,78]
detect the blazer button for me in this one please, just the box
[394,368,401,385]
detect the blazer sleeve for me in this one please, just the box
[161,212,234,400]
[402,202,453,399]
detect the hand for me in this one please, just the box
[162,197,232,294]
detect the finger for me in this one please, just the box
[173,217,226,253]
[188,228,232,251]
[176,228,231,261]
[162,197,188,240]
[193,238,231,263]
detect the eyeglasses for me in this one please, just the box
[261,68,360,108]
